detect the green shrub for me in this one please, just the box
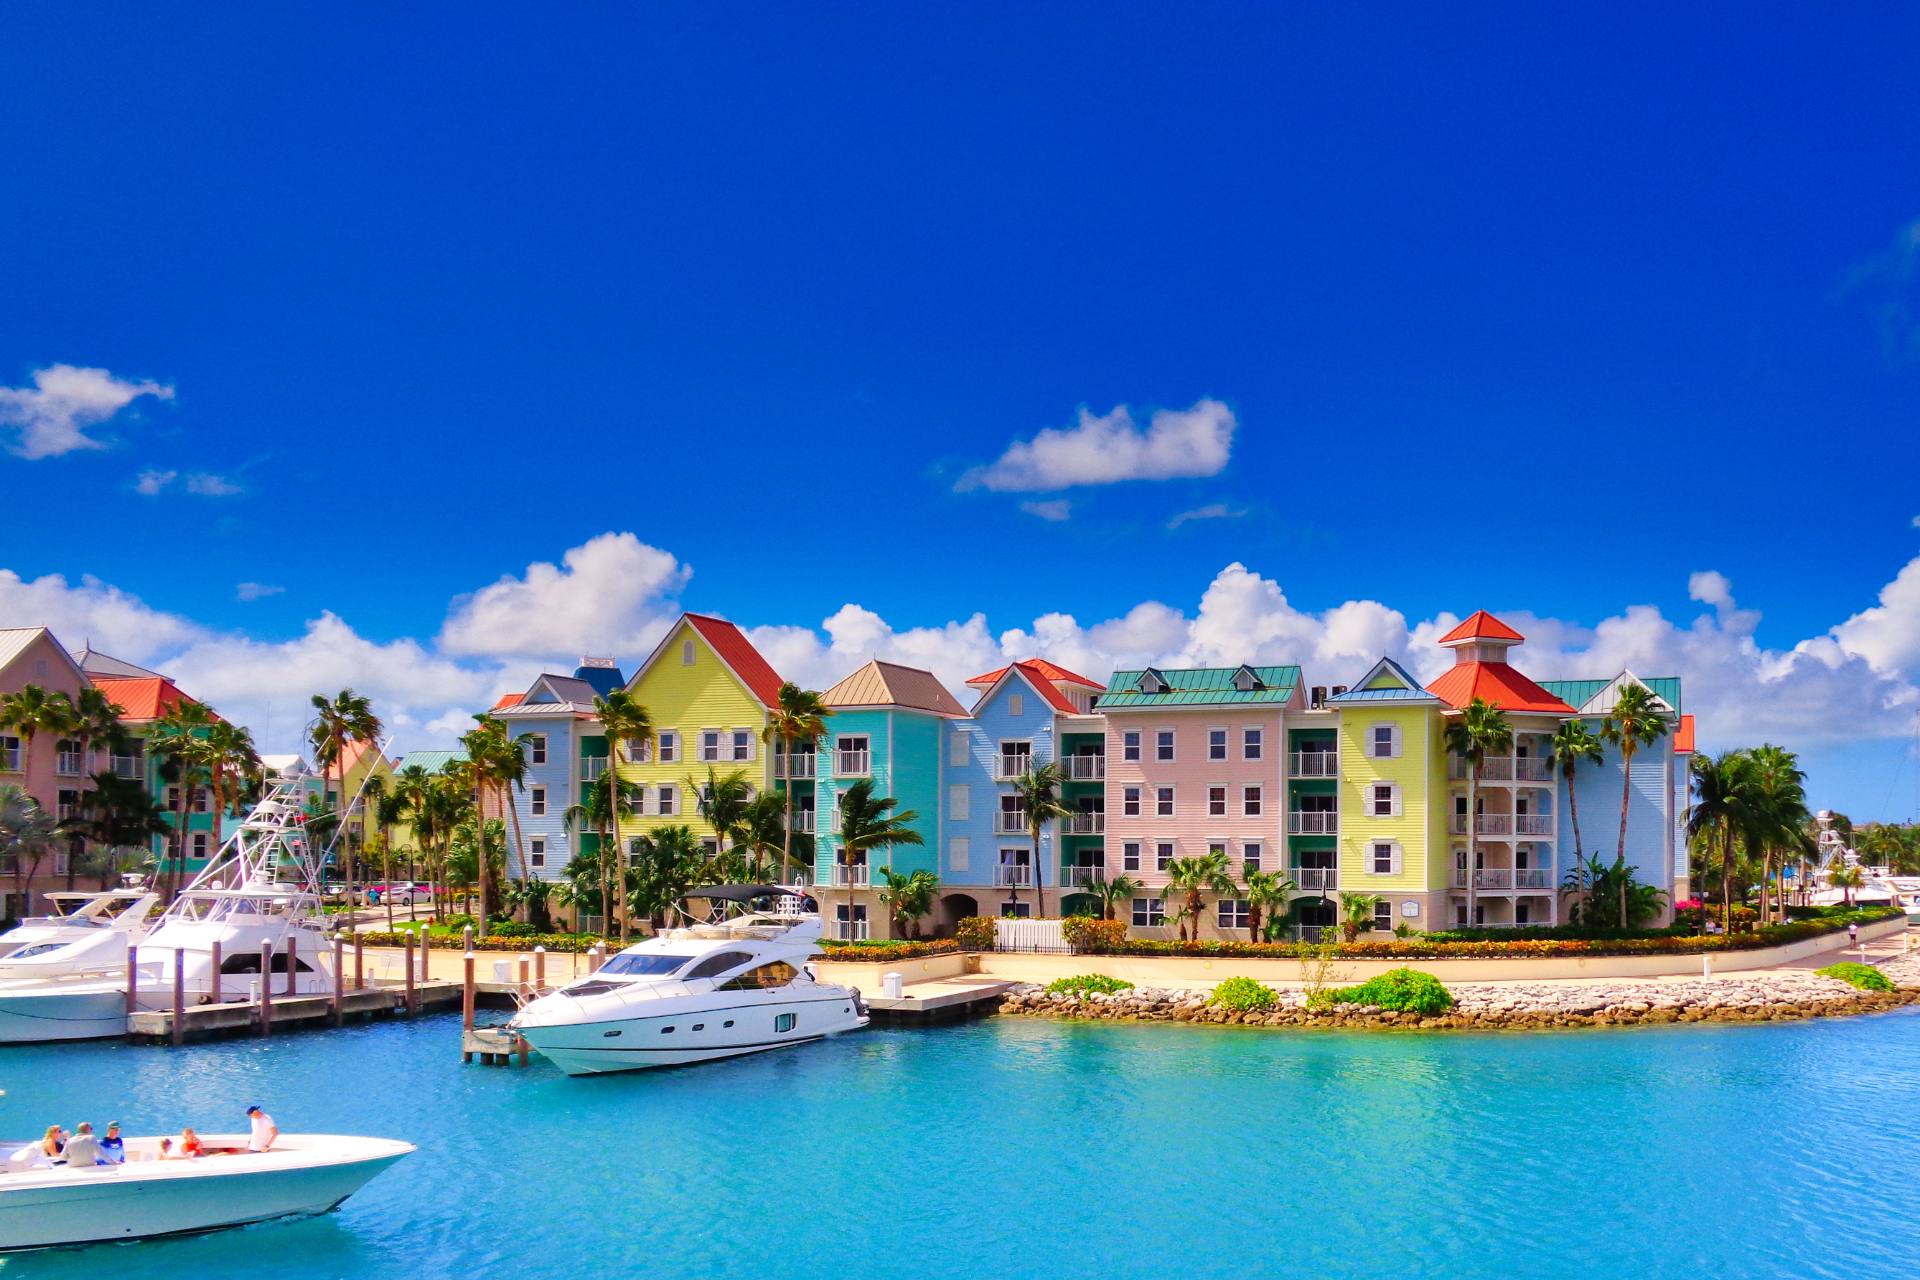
[1062,917,1128,952]
[490,921,535,938]
[955,917,996,951]
[1817,962,1892,992]
[1208,976,1278,1012]
[1314,967,1454,1015]
[1045,974,1135,997]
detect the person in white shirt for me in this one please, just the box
[244,1106,277,1153]
[63,1122,104,1167]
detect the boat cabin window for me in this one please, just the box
[596,953,691,977]
[718,961,801,990]
[682,950,756,980]
[220,953,317,974]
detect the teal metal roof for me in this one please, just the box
[1098,664,1300,708]
[1538,677,1681,714]
[395,749,467,774]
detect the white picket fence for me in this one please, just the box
[994,918,1070,954]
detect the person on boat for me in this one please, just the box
[99,1122,125,1163]
[244,1106,277,1153]
[63,1123,104,1167]
[39,1125,65,1161]
[157,1137,178,1160]
[179,1128,204,1158]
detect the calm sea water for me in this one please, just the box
[3,1008,1918,1279]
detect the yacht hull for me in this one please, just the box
[0,1136,414,1252]
[519,992,868,1076]
[0,983,129,1043]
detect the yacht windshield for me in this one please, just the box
[597,953,690,977]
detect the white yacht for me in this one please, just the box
[0,889,158,980]
[0,775,338,1043]
[0,1132,413,1251]
[508,885,869,1075]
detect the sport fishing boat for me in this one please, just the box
[0,775,338,1043]
[0,889,159,980]
[508,885,868,1076]
[0,1131,414,1251]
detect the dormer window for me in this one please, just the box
[1231,665,1262,692]
[1137,669,1170,695]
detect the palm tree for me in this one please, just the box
[1546,718,1605,874]
[628,824,706,930]
[1338,891,1383,942]
[1600,683,1670,865]
[1442,697,1513,927]
[875,867,941,938]
[564,768,641,940]
[0,684,66,787]
[308,689,383,904]
[1162,850,1238,943]
[457,718,531,936]
[1242,869,1296,942]
[1089,873,1143,922]
[738,791,797,882]
[1009,761,1073,918]
[369,777,412,930]
[1741,745,1810,927]
[1687,749,1751,934]
[689,767,756,859]
[1827,861,1865,910]
[590,688,653,907]
[200,719,260,856]
[68,772,171,889]
[70,687,127,773]
[762,682,831,883]
[833,779,924,939]
[0,785,60,916]
[148,699,216,899]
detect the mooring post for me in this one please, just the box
[125,948,138,1020]
[259,940,274,1038]
[332,933,345,1027]
[419,927,430,983]
[533,946,546,995]
[404,931,417,1015]
[210,940,222,1005]
[462,924,473,958]
[172,948,185,1047]
[518,953,530,1002]
[354,930,365,991]
[286,935,298,997]
[589,943,604,973]
[462,950,475,1031]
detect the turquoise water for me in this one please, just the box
[4,1009,1920,1278]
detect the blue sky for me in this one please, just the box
[3,4,1920,816]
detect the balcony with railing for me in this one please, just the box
[1059,865,1103,888]
[832,862,870,887]
[1289,751,1338,778]
[1064,813,1105,835]
[786,809,816,833]
[1452,868,1515,889]
[1291,865,1338,891]
[995,810,1031,834]
[993,864,1033,888]
[1062,755,1106,781]
[110,753,144,780]
[773,752,817,779]
[1515,868,1551,888]
[580,757,608,782]
[1451,814,1518,836]
[1515,815,1553,836]
[56,744,84,776]
[1516,758,1553,782]
[995,753,1034,780]
[835,750,871,777]
[1288,810,1338,835]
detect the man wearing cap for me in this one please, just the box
[244,1106,277,1153]
[99,1121,126,1163]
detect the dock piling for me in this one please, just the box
[461,950,476,1062]
[171,949,185,1047]
[518,954,530,1002]
[533,946,545,995]
[124,949,138,1024]
[259,941,273,1038]
[286,936,297,997]
[404,932,417,1014]
[210,941,222,1006]
[354,930,364,991]
[332,933,345,1027]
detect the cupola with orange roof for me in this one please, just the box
[1424,610,1576,715]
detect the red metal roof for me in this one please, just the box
[90,676,201,723]
[1426,662,1576,714]
[967,661,1081,713]
[1438,610,1525,645]
[1673,713,1696,753]
[965,658,1102,690]
[685,613,785,709]
[491,692,525,711]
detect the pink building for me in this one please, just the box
[0,628,94,916]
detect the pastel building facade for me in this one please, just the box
[488,658,628,884]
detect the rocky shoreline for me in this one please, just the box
[997,968,1920,1030]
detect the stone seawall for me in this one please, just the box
[997,971,1920,1030]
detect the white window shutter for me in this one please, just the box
[1393,843,1404,875]
[1392,724,1404,758]
[1391,784,1404,817]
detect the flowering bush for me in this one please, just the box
[358,930,605,953]
[817,940,961,961]
[1062,917,1128,953]
[1209,976,1279,1011]
[955,917,997,951]
[1817,962,1892,992]
[1313,967,1453,1015]
[1045,974,1135,997]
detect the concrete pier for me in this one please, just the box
[127,980,464,1043]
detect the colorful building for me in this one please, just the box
[0,629,93,914]
[487,659,627,888]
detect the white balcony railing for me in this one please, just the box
[833,863,870,887]
[774,753,817,779]
[993,864,1032,888]
[835,918,870,941]
[786,810,816,833]
[1452,869,1532,890]
[581,758,608,782]
[56,748,84,776]
[1478,758,1514,781]
[1289,751,1338,778]
[1292,866,1338,891]
[836,750,871,777]
[1515,869,1552,889]
[1288,811,1338,835]
[995,754,1033,780]
[111,754,144,780]
[1064,813,1105,835]
[1516,759,1553,782]
[1059,866,1103,888]
[995,812,1031,834]
[1515,815,1553,836]
[1452,814,1518,836]
[1063,755,1106,781]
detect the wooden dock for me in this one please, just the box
[127,979,464,1043]
[463,1026,532,1065]
[863,977,1018,1024]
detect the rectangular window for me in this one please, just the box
[951,733,971,767]
[167,786,181,811]
[55,740,83,775]
[1372,724,1395,759]
[1132,897,1166,927]
[1156,730,1176,761]
[628,737,650,762]
[1208,841,1227,861]
[1001,900,1031,919]
[1208,729,1228,761]
[999,794,1028,832]
[1373,842,1395,874]
[838,736,872,776]
[191,832,208,859]
[1156,842,1174,872]
[530,839,547,869]
[1208,786,1227,817]
[530,788,547,816]
[1242,842,1261,876]
[949,785,971,821]
[1122,786,1141,817]
[1008,693,1024,717]
[1123,842,1141,872]
[57,789,80,821]
[1217,899,1250,930]
[657,731,678,763]
[948,837,970,872]
[657,786,677,816]
[1372,784,1395,817]
[529,734,548,765]
[731,730,752,762]
[0,735,19,772]
[1374,900,1394,931]
[1242,728,1263,760]
[194,791,210,813]
[701,730,722,762]
[1155,787,1175,817]
[1243,785,1263,817]
[1122,730,1142,762]
[775,1012,797,1033]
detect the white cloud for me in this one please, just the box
[134,469,177,495]
[1167,502,1246,530]
[1019,499,1072,522]
[235,583,283,602]
[956,398,1235,492]
[438,532,691,659]
[0,364,174,459]
[185,473,242,496]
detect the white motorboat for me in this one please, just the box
[0,775,338,1043]
[509,885,868,1076]
[0,889,158,980]
[0,1132,413,1251]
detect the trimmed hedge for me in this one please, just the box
[817,940,962,962]
[1209,976,1279,1012]
[356,930,606,953]
[1817,962,1893,992]
[1046,974,1135,997]
[1062,917,1128,951]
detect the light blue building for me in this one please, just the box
[488,657,626,891]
